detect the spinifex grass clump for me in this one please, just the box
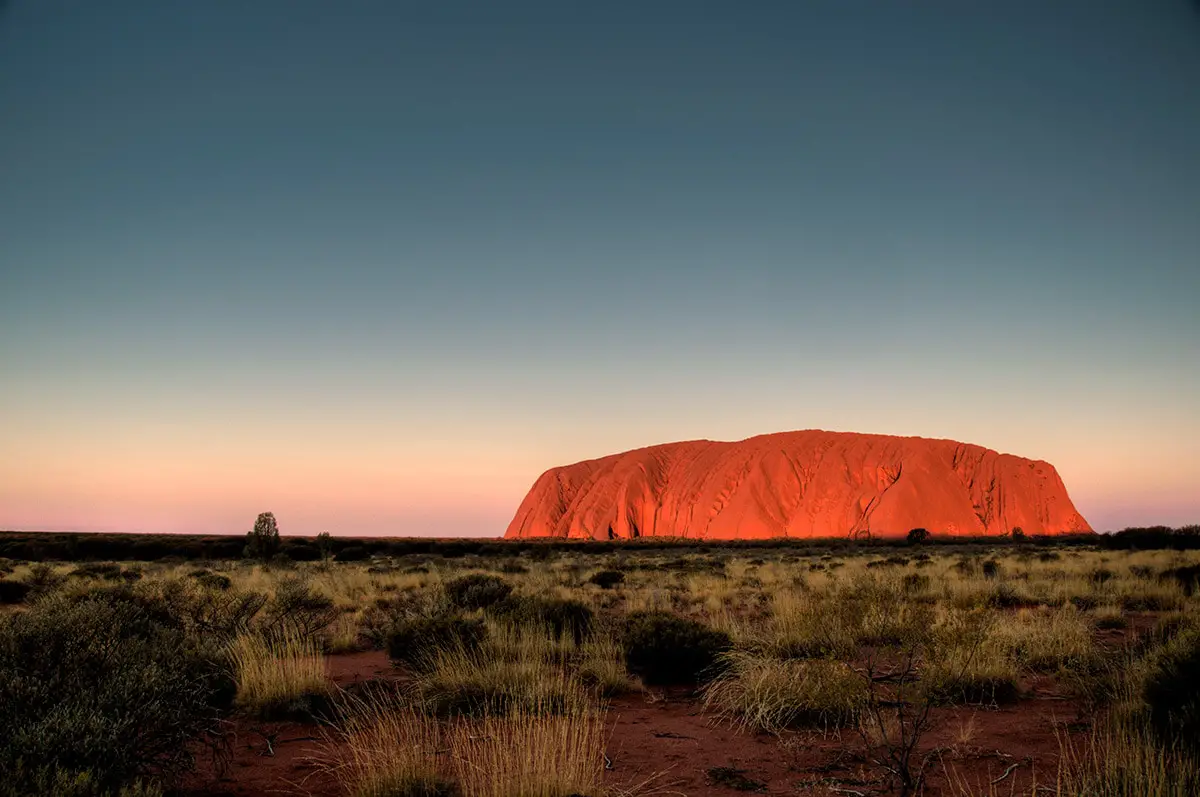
[229,629,329,718]
[992,607,1097,673]
[416,646,594,718]
[451,708,608,797]
[1052,726,1200,797]
[577,631,641,695]
[752,590,857,659]
[330,690,453,797]
[703,652,867,733]
[922,641,1020,706]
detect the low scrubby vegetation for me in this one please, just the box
[2,531,1200,795]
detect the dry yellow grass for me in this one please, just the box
[703,651,867,733]
[333,695,449,797]
[451,709,608,797]
[229,629,328,714]
[416,646,594,718]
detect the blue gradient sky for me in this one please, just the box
[2,1,1198,536]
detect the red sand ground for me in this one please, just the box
[505,431,1092,541]
[181,638,1129,797]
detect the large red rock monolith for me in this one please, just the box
[504,431,1091,539]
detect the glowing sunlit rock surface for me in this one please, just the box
[505,431,1092,539]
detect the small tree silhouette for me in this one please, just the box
[315,531,333,561]
[1011,527,1026,541]
[906,528,931,545]
[244,512,281,560]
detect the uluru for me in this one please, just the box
[505,430,1092,540]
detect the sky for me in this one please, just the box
[1,1,1198,537]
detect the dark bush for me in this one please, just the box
[1145,632,1200,752]
[386,614,486,668]
[24,563,66,594]
[0,589,230,794]
[496,559,528,574]
[444,573,513,610]
[622,611,732,685]
[901,573,930,592]
[284,543,321,562]
[1088,568,1115,585]
[191,571,232,591]
[69,562,125,581]
[333,545,369,562]
[1162,565,1200,597]
[0,579,31,604]
[263,578,338,640]
[987,584,1035,609]
[907,528,931,545]
[1070,595,1099,611]
[981,560,1002,579]
[588,570,626,589]
[488,595,594,643]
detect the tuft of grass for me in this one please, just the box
[451,709,607,797]
[229,629,328,718]
[992,607,1096,673]
[703,652,867,733]
[577,631,641,696]
[923,641,1020,706]
[754,591,857,659]
[416,647,593,718]
[332,691,453,797]
[1053,726,1200,796]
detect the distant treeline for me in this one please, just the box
[0,526,1195,562]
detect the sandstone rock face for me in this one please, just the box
[504,431,1092,540]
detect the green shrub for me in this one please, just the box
[0,589,230,795]
[622,611,732,685]
[488,595,594,643]
[444,573,513,610]
[386,614,486,669]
